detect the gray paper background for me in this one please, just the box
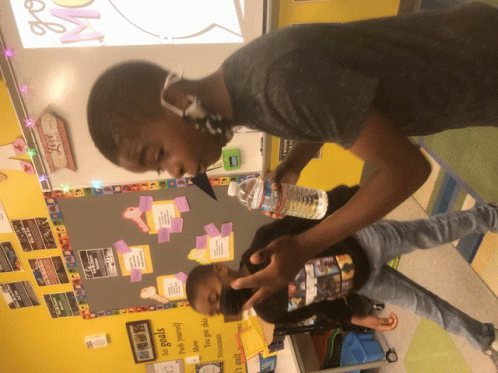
[57,184,273,311]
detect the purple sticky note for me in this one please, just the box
[204,223,220,238]
[196,235,207,249]
[158,227,171,243]
[220,222,233,238]
[139,196,153,211]
[175,271,188,283]
[113,239,132,254]
[174,196,190,212]
[170,218,183,233]
[130,268,142,282]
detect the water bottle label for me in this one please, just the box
[259,181,282,212]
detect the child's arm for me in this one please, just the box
[350,312,398,331]
[295,107,431,250]
[232,108,431,310]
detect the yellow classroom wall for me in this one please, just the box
[0,79,244,373]
[278,0,400,26]
[270,0,400,190]
[1,1,401,372]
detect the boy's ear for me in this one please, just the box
[213,264,228,275]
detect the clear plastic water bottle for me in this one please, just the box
[227,179,328,219]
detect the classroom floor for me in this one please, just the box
[372,197,498,373]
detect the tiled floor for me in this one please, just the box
[373,197,498,373]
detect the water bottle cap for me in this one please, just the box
[227,181,238,197]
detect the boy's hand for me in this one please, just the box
[262,163,300,219]
[230,235,308,310]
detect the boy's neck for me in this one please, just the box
[176,69,233,120]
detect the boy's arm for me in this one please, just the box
[256,298,354,325]
[351,313,398,331]
[272,141,324,180]
[232,108,430,309]
[294,107,430,252]
[259,298,398,332]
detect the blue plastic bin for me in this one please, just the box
[340,332,384,371]
[340,348,360,373]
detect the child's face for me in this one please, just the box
[193,273,225,317]
[117,113,222,177]
[193,266,253,317]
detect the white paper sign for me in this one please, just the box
[123,247,147,271]
[145,359,184,373]
[162,277,185,299]
[185,356,200,365]
[209,236,230,260]
[0,201,13,234]
[151,203,176,230]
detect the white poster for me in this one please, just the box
[0,201,13,234]
[145,359,184,373]
[161,276,185,300]
[151,202,176,231]
[122,247,147,271]
[209,235,230,260]
[10,0,245,48]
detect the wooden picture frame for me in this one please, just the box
[35,110,77,173]
[126,320,156,364]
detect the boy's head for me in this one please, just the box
[87,60,222,177]
[186,263,252,317]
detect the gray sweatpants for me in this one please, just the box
[354,204,497,350]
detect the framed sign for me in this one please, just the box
[35,111,76,173]
[195,361,224,373]
[278,138,321,161]
[126,320,156,364]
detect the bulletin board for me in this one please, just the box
[44,174,272,319]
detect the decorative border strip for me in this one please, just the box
[43,174,259,319]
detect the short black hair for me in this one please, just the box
[186,264,216,310]
[87,60,169,165]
